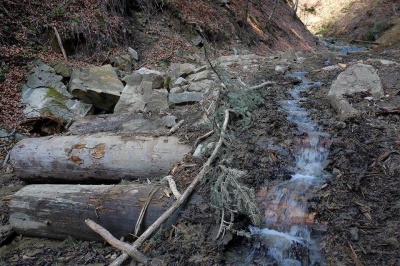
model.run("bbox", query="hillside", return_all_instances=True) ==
[0,0,322,131]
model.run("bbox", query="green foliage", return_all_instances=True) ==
[54,4,67,16]
[303,4,316,14]
[211,165,263,227]
[214,64,263,131]
[364,22,393,41]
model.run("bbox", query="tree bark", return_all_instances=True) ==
[10,134,191,183]
[68,113,166,135]
[9,184,177,241]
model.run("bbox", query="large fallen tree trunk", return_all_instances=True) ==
[10,134,190,183]
[68,113,166,135]
[9,184,177,241]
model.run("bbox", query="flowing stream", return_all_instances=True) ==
[248,72,332,266]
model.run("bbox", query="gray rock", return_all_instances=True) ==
[21,87,72,119]
[169,63,196,78]
[114,68,168,114]
[69,65,124,111]
[65,99,94,117]
[26,63,70,97]
[109,54,132,72]
[275,65,288,74]
[188,79,215,92]
[328,64,384,98]
[128,47,139,61]
[194,65,207,73]
[169,92,204,104]
[170,87,184,94]
[50,61,71,78]
[186,70,210,82]
[174,77,188,87]
[161,115,177,128]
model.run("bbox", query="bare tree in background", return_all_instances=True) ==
[269,0,279,21]
[293,0,299,18]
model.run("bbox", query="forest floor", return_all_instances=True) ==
[1,48,400,265]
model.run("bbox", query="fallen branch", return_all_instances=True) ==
[194,130,214,148]
[249,81,275,90]
[53,27,68,61]
[161,175,181,199]
[85,219,148,265]
[110,109,232,266]
[167,120,184,136]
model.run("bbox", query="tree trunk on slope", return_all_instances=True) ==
[10,134,191,183]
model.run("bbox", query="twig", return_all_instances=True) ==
[161,175,181,199]
[194,130,214,148]
[134,186,160,236]
[249,81,275,90]
[85,219,148,265]
[110,109,232,266]
[53,27,68,61]
[268,0,279,21]
[1,151,11,169]
[167,120,184,136]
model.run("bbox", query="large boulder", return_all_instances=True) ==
[114,68,168,114]
[69,65,124,111]
[21,63,93,120]
[328,64,384,98]
[25,62,70,97]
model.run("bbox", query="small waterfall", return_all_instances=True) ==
[249,72,331,266]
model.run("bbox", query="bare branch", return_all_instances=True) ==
[85,219,148,264]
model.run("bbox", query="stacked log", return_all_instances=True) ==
[9,184,177,241]
[10,134,190,183]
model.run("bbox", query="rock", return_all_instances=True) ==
[50,61,71,78]
[169,63,196,78]
[194,65,207,73]
[173,77,188,87]
[170,87,184,94]
[114,68,168,114]
[327,94,361,121]
[135,68,164,89]
[65,99,94,117]
[128,47,139,61]
[169,92,205,104]
[21,87,74,120]
[186,70,210,82]
[187,79,214,92]
[0,224,15,245]
[69,65,124,111]
[275,65,288,74]
[161,115,177,128]
[193,142,215,158]
[25,63,70,97]
[328,64,384,98]
[109,54,132,71]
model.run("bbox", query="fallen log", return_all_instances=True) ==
[9,184,177,241]
[10,134,190,183]
[68,113,166,135]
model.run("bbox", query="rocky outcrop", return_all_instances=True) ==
[21,63,93,121]
[69,64,124,111]
[328,63,384,98]
[114,68,168,114]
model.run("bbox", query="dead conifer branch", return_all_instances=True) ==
[110,109,232,266]
[85,219,148,265]
[53,27,68,61]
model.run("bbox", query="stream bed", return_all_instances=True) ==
[243,72,332,266]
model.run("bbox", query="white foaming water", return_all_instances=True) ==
[250,72,330,266]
